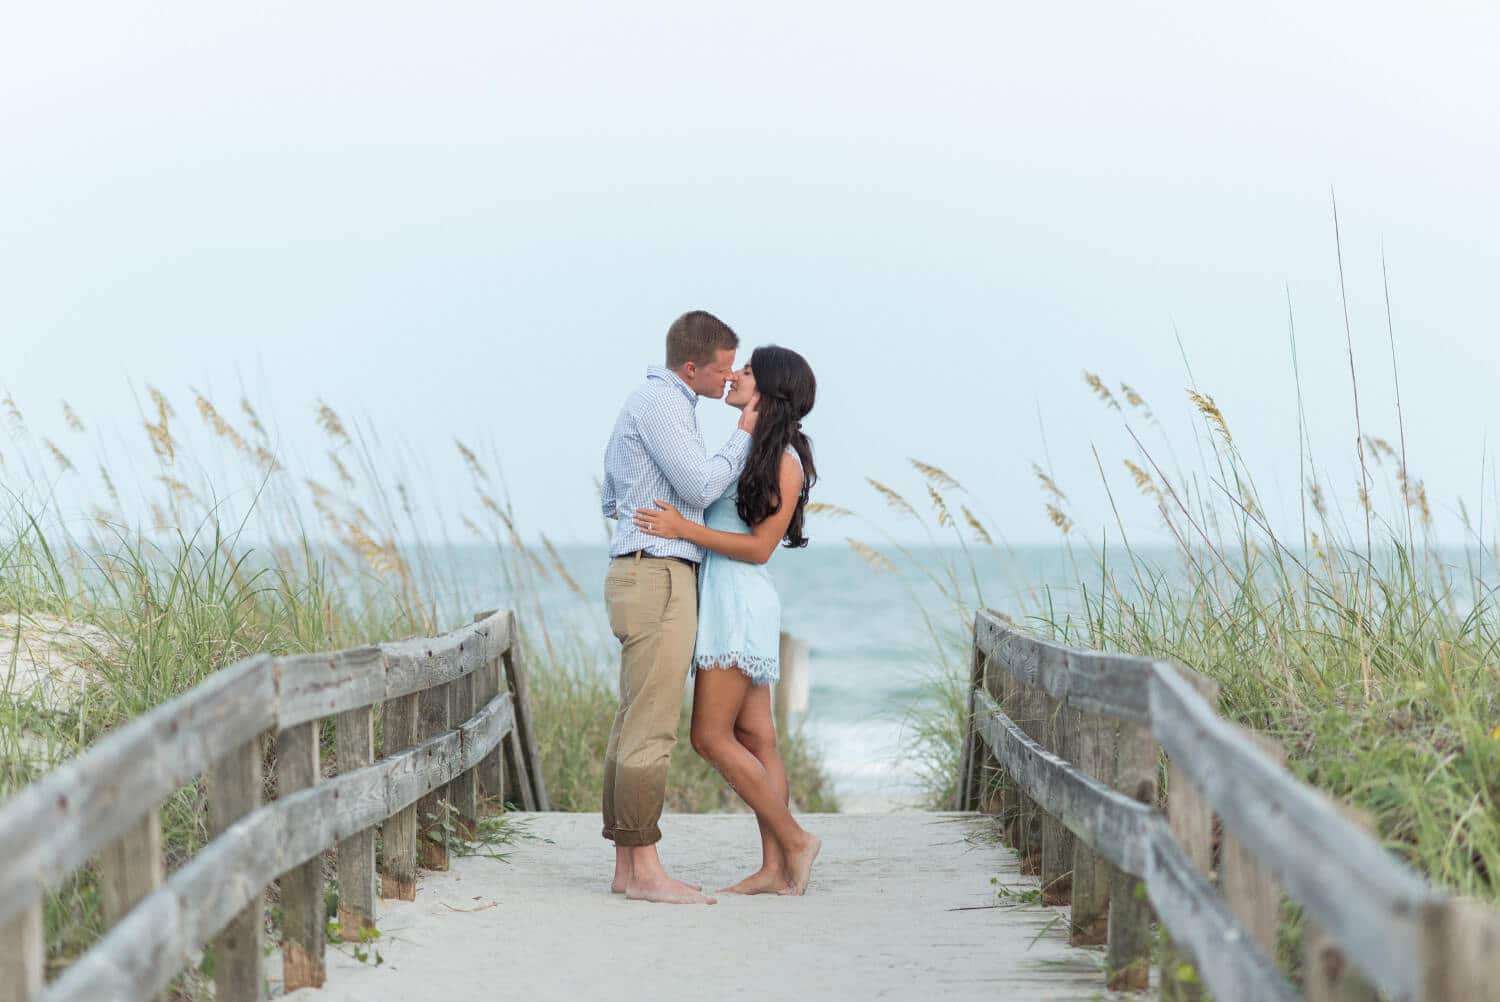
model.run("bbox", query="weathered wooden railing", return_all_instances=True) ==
[0,608,549,1002]
[959,610,1500,1001]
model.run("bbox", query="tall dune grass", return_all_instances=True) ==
[842,356,1499,935]
[0,385,833,982]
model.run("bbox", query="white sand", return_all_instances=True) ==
[288,812,1133,1001]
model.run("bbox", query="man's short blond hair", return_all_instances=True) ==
[665,310,739,369]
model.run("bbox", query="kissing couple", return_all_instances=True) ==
[599,309,821,905]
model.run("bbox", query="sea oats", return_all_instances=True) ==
[866,478,919,520]
[961,505,993,545]
[195,392,248,454]
[43,439,75,472]
[1308,479,1327,518]
[62,402,85,433]
[805,502,854,518]
[910,459,961,491]
[3,393,23,428]
[462,515,485,540]
[1046,503,1074,535]
[926,485,953,527]
[1124,459,1159,497]
[241,398,268,440]
[329,451,355,488]
[1119,383,1154,419]
[254,446,283,473]
[1084,372,1120,409]
[846,538,897,574]
[1031,463,1067,502]
[456,438,488,482]
[159,476,198,506]
[317,400,351,444]
[1188,391,1232,445]
[147,386,176,420]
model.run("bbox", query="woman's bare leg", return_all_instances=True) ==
[691,666,821,894]
[718,684,792,892]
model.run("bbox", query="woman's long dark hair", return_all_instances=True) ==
[736,345,817,548]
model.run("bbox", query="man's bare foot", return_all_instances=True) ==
[779,833,822,896]
[719,867,791,895]
[614,876,702,894]
[626,874,717,904]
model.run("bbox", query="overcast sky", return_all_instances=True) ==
[4,1,1498,547]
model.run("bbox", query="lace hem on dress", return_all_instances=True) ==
[693,651,778,686]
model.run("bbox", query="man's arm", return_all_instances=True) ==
[600,472,618,519]
[636,398,755,506]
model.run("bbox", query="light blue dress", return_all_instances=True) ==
[692,454,799,686]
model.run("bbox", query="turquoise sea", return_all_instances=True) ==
[436,541,1100,809]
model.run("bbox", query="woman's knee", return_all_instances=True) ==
[691,722,730,761]
[735,723,776,758]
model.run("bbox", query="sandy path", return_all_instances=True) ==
[287,812,1126,1001]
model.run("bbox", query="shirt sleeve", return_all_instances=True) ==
[601,471,618,519]
[636,400,752,507]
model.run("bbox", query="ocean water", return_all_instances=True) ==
[435,541,1094,810]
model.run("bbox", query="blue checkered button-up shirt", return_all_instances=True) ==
[602,366,751,562]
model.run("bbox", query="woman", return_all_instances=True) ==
[632,344,821,896]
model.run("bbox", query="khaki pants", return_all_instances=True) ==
[602,555,698,846]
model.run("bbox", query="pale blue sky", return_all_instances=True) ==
[4,2,1498,546]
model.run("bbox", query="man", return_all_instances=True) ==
[600,310,757,905]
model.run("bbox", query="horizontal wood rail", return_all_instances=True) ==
[959,610,1500,1002]
[0,609,550,1002]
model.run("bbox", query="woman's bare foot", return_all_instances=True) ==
[779,834,822,896]
[719,867,791,895]
[625,873,717,904]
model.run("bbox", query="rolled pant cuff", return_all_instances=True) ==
[610,824,662,847]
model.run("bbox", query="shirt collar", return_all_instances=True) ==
[647,365,698,406]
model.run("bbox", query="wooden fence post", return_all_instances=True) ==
[1160,671,1219,1001]
[448,670,479,840]
[473,612,505,813]
[1303,803,1378,1002]
[1039,689,1075,905]
[98,809,164,928]
[277,721,325,991]
[958,625,984,811]
[774,633,810,737]
[976,657,1006,817]
[502,644,549,811]
[335,706,377,940]
[417,682,453,869]
[1008,672,1042,872]
[1222,730,1284,963]
[1420,897,1500,1002]
[379,691,421,899]
[1106,717,1156,992]
[209,736,266,1002]
[1069,705,1111,946]
[0,901,44,1002]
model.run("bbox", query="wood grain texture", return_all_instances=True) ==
[208,736,265,1002]
[957,632,984,812]
[40,691,516,1002]
[416,682,453,870]
[380,611,511,701]
[98,809,163,929]
[472,611,505,811]
[502,643,550,810]
[278,647,385,731]
[1220,728,1285,963]
[0,902,43,1002]
[1159,669,1218,1001]
[0,653,274,929]
[1068,706,1111,946]
[1106,718,1157,992]
[1420,898,1500,1002]
[1149,665,1434,1002]
[974,612,1153,723]
[335,705,378,940]
[276,722,326,992]
[1039,689,1075,905]
[379,691,421,900]
[447,673,478,839]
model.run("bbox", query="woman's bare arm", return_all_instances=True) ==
[635,455,802,564]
